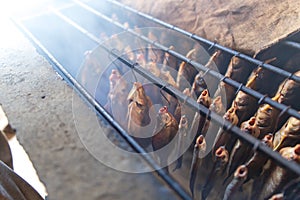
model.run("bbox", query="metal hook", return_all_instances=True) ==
[258,94,268,105]
[235,83,244,95]
[208,41,217,51]
[220,76,227,83]
[287,71,295,80]
[252,140,261,152]
[202,68,211,79]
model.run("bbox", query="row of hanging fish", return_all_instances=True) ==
[81,17,300,200]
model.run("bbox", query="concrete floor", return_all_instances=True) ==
[0,6,180,200]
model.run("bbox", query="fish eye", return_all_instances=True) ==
[136,101,143,108]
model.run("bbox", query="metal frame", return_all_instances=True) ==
[105,0,300,83]
[50,8,300,176]
[74,0,300,121]
[12,1,300,199]
[12,18,192,200]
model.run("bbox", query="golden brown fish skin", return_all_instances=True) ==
[173,115,189,171]
[227,117,260,178]
[147,31,164,63]
[228,68,263,126]
[273,114,300,152]
[104,69,129,129]
[162,46,178,79]
[254,95,281,139]
[215,56,255,109]
[198,51,226,96]
[223,165,248,200]
[212,104,239,155]
[190,73,207,99]
[173,88,193,124]
[152,106,178,173]
[127,82,153,148]
[245,134,273,181]
[277,70,300,107]
[202,96,226,138]
[176,49,199,91]
[259,144,300,199]
[209,50,232,75]
[245,57,277,96]
[189,135,207,198]
[232,90,258,126]
[254,70,300,134]
[189,89,212,142]
[202,146,229,200]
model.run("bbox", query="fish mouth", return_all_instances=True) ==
[235,165,248,178]
[159,106,168,114]
[180,115,187,126]
[256,117,271,128]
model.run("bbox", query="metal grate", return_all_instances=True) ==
[13,0,300,199]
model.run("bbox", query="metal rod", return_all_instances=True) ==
[12,18,192,200]
[283,40,300,50]
[105,0,300,84]
[73,0,300,121]
[50,10,300,176]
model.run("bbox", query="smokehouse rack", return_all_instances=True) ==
[13,0,300,199]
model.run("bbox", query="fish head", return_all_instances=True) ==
[158,106,172,126]
[278,78,300,104]
[279,144,300,163]
[229,56,242,70]
[256,105,273,127]
[128,82,149,111]
[192,73,207,95]
[215,146,229,165]
[285,116,300,135]
[179,115,188,130]
[109,69,121,89]
[241,117,260,138]
[234,165,248,180]
[262,134,274,149]
[197,89,211,107]
[224,104,239,125]
[195,135,206,155]
[255,102,279,133]
[209,96,225,115]
[273,115,300,151]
